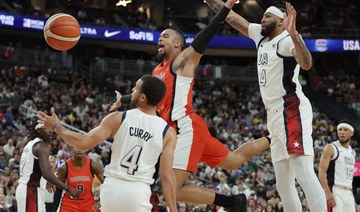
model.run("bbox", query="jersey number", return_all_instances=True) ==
[120,145,143,175]
[77,184,84,193]
[345,167,354,180]
[259,69,267,86]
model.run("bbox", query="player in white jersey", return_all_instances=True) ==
[16,119,79,212]
[37,75,177,212]
[205,1,326,211]
[319,120,356,212]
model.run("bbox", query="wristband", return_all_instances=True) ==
[52,122,61,131]
[120,94,132,104]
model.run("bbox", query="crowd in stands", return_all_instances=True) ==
[0,62,359,211]
[2,0,360,38]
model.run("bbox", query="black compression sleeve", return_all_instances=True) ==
[120,94,132,104]
[191,6,230,54]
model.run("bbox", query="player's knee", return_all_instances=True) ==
[218,153,246,170]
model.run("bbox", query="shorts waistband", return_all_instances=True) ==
[334,185,352,191]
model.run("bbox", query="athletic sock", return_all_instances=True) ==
[213,193,236,207]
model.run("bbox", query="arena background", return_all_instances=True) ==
[0,0,359,211]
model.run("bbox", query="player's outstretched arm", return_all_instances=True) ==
[37,107,121,152]
[173,0,237,78]
[284,2,312,70]
[318,144,336,208]
[205,0,250,37]
[159,127,177,212]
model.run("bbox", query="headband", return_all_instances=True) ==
[35,123,44,130]
[337,123,354,132]
[265,6,284,19]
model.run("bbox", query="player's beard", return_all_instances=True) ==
[261,21,277,37]
[339,138,350,144]
[131,97,139,108]
[156,52,166,61]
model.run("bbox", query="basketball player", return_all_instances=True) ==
[37,75,177,212]
[123,0,270,211]
[45,155,57,212]
[16,119,79,212]
[319,120,356,212]
[205,1,327,211]
[54,148,104,212]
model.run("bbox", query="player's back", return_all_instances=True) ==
[18,138,46,189]
[104,108,169,184]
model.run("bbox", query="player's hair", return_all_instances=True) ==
[338,119,353,126]
[170,28,185,50]
[140,74,166,106]
[26,117,52,143]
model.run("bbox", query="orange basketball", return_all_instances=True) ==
[43,13,81,51]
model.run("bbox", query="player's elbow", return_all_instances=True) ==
[301,63,312,71]
[301,59,312,71]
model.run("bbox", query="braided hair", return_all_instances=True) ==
[26,117,52,144]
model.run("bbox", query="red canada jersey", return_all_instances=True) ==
[152,59,194,128]
[59,157,95,212]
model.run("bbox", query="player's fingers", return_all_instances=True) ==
[51,107,56,116]
[37,111,47,118]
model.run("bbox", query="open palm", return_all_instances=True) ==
[284,2,297,36]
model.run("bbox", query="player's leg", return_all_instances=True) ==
[273,158,302,212]
[174,169,215,203]
[217,137,270,170]
[174,114,245,210]
[294,155,327,211]
[345,190,356,212]
[331,186,344,212]
[15,184,26,212]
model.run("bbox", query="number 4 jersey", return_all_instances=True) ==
[104,108,169,185]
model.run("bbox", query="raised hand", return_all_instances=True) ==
[283,2,297,36]
[109,90,123,112]
[224,0,238,9]
[36,107,61,131]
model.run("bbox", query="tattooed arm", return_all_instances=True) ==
[205,0,250,37]
[285,2,312,70]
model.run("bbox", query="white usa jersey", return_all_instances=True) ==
[18,138,47,188]
[327,141,356,188]
[248,23,307,108]
[104,108,169,185]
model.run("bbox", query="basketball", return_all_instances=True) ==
[43,13,81,51]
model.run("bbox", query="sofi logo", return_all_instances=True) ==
[129,31,154,41]
[23,18,44,29]
[0,14,14,26]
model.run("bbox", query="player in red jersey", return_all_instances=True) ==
[54,148,104,212]
[151,0,271,211]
